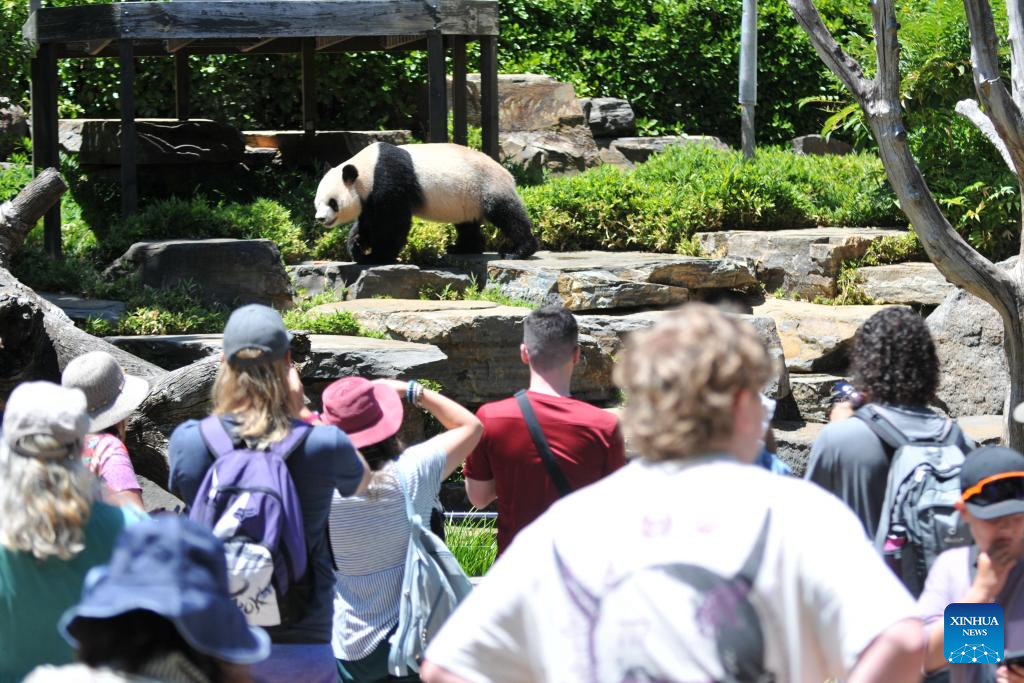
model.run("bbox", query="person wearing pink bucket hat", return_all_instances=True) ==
[318,376,482,683]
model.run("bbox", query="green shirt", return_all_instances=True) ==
[0,502,133,683]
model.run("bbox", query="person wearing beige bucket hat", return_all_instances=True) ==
[62,351,149,510]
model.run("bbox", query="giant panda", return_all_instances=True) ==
[314,142,539,264]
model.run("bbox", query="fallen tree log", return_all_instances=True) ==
[0,168,66,267]
[0,264,216,489]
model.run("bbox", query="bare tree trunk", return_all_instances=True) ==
[787,0,1024,446]
[0,168,67,269]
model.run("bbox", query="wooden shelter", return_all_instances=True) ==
[22,0,501,256]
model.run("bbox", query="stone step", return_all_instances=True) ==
[856,262,954,306]
[772,414,1001,477]
[104,333,448,383]
[444,250,757,312]
[696,227,909,299]
[784,373,846,423]
[576,310,790,401]
[752,298,898,373]
[311,298,613,405]
[41,292,125,325]
[287,261,368,297]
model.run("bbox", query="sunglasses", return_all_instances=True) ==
[961,471,1024,506]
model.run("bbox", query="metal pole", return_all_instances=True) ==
[739,0,757,160]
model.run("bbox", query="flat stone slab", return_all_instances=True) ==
[576,310,790,401]
[60,118,245,166]
[958,415,1002,447]
[697,227,909,299]
[347,265,472,300]
[609,135,730,164]
[752,298,898,373]
[311,299,614,405]
[857,262,955,306]
[785,373,845,423]
[475,251,756,311]
[105,333,447,381]
[287,261,369,297]
[41,292,126,325]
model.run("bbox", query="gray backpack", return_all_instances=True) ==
[388,466,473,676]
[858,405,973,597]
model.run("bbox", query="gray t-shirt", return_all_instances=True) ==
[804,404,974,539]
[918,546,1024,683]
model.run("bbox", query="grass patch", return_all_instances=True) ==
[832,232,925,305]
[418,277,537,309]
[444,513,497,577]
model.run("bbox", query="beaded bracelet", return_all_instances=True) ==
[405,380,424,407]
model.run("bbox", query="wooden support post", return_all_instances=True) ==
[427,31,448,143]
[119,40,137,216]
[451,36,468,146]
[301,37,316,134]
[30,42,61,258]
[174,52,190,121]
[479,35,499,160]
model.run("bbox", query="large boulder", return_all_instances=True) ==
[346,265,472,300]
[791,134,853,156]
[309,299,614,405]
[108,239,293,310]
[287,261,369,298]
[752,298,898,373]
[59,119,245,166]
[0,97,29,160]
[609,135,730,164]
[856,262,955,306]
[579,97,636,138]
[576,310,791,401]
[483,251,756,311]
[927,286,1008,417]
[500,128,601,176]
[697,227,909,299]
[461,74,584,131]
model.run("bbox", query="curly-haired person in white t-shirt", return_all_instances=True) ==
[421,302,925,683]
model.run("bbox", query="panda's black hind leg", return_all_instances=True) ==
[449,222,487,254]
[484,195,539,260]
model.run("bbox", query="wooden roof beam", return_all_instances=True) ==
[316,36,351,50]
[240,37,277,52]
[166,39,195,53]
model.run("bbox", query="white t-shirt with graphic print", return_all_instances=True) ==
[426,457,918,683]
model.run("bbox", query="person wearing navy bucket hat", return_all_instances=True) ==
[168,303,370,683]
[918,445,1024,683]
[24,515,270,683]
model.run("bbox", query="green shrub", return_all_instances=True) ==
[399,220,455,265]
[522,144,902,254]
[82,279,229,336]
[282,309,362,336]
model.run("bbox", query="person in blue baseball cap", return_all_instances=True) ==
[25,515,270,683]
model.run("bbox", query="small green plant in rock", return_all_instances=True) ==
[831,232,923,305]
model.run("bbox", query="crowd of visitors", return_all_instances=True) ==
[5,297,1024,683]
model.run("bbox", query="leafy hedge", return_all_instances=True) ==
[1,0,864,145]
[518,144,904,254]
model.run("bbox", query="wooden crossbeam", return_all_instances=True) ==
[240,37,277,53]
[383,34,420,49]
[166,38,194,52]
[316,36,350,50]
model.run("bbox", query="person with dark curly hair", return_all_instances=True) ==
[805,307,975,539]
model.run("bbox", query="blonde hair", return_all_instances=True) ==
[0,438,97,560]
[212,352,293,449]
[613,303,772,462]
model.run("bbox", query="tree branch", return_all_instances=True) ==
[0,168,67,269]
[964,0,1024,180]
[1007,0,1024,109]
[956,98,1018,174]
[785,0,873,103]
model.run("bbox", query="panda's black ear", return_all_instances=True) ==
[342,164,359,184]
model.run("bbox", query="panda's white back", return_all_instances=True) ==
[401,143,517,224]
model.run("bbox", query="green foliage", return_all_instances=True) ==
[108,196,308,263]
[522,144,902,253]
[832,232,924,305]
[83,279,229,336]
[2,0,860,146]
[444,514,497,577]
[398,220,456,265]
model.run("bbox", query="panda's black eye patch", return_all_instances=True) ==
[328,198,338,212]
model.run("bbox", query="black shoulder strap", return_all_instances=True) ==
[854,405,911,451]
[515,390,573,497]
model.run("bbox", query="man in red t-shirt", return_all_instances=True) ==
[463,305,625,554]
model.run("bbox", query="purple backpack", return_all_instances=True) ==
[189,416,312,627]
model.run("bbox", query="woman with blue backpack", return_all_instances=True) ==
[315,376,482,683]
[168,303,370,683]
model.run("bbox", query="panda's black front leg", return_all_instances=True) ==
[347,222,369,263]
